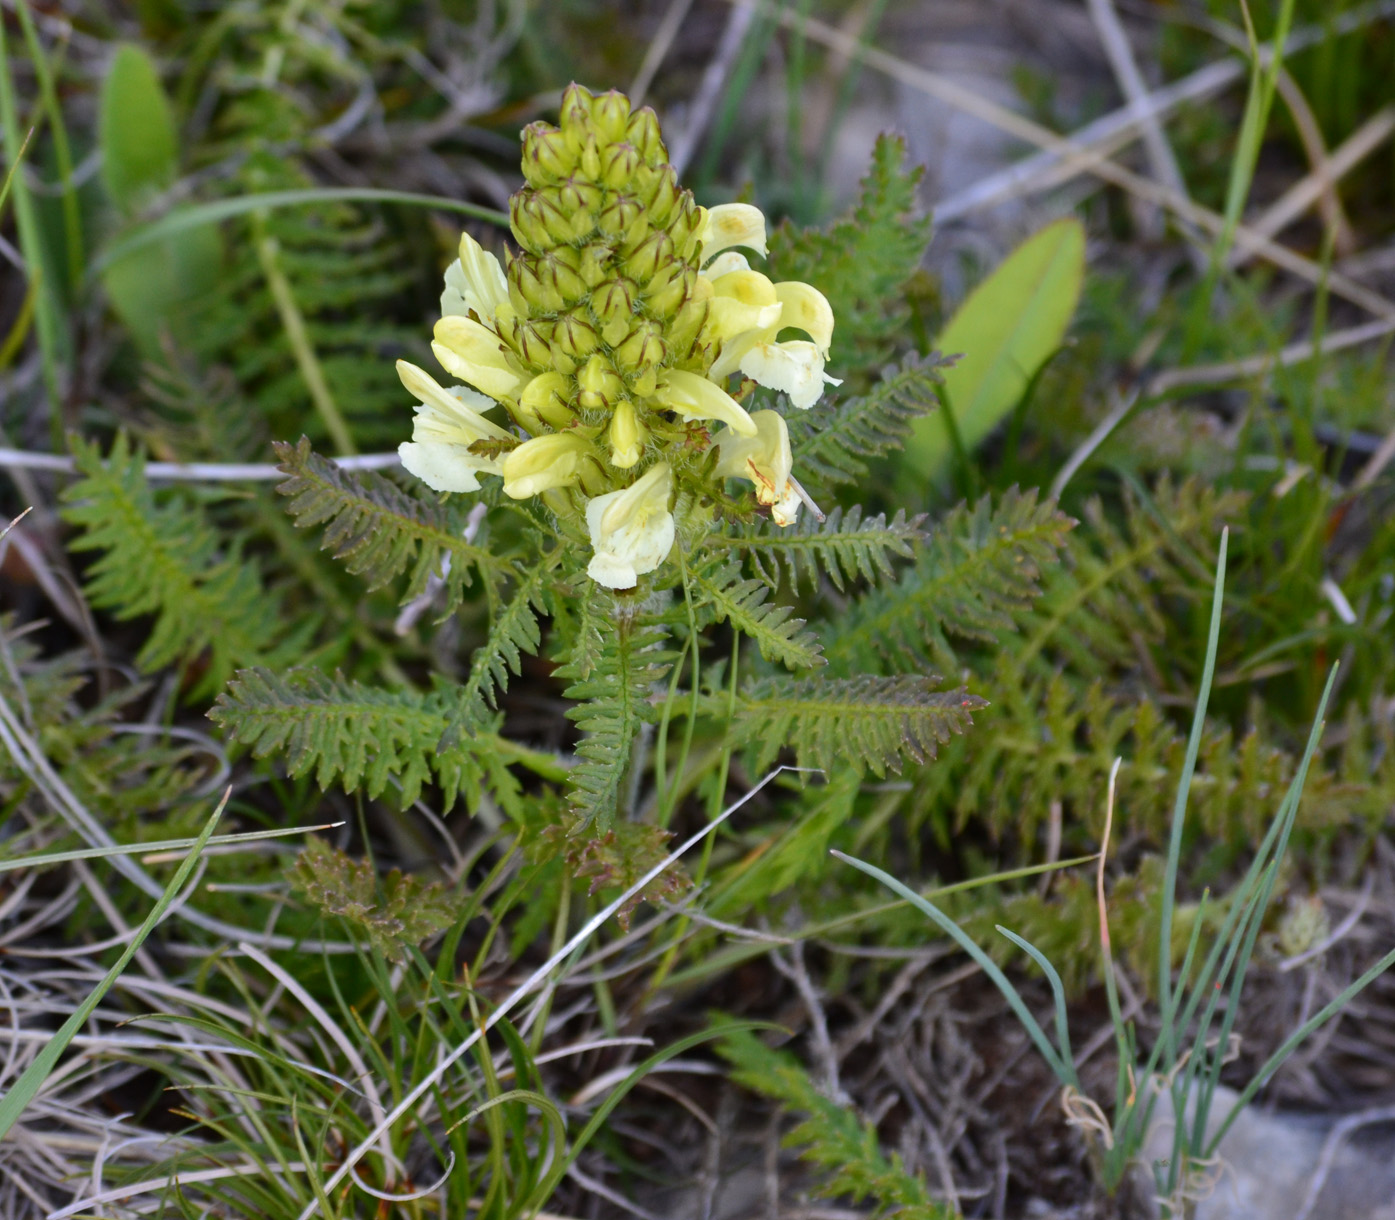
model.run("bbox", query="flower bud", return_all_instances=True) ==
[568,208,596,242]
[512,319,554,367]
[539,251,587,303]
[509,257,565,314]
[622,230,673,283]
[511,193,571,251]
[667,199,703,251]
[579,136,602,181]
[597,196,639,240]
[590,277,636,330]
[559,84,592,136]
[626,108,664,161]
[577,352,625,409]
[630,366,658,397]
[521,371,576,428]
[557,179,603,214]
[622,208,651,251]
[614,322,665,373]
[553,311,600,360]
[643,266,693,318]
[649,170,683,229]
[606,399,645,468]
[667,296,709,355]
[600,142,641,190]
[579,243,614,289]
[591,90,631,143]
[522,122,574,183]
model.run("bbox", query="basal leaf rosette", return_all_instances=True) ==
[399,83,839,589]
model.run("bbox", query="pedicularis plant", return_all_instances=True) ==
[213,84,1002,906]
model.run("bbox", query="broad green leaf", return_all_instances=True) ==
[907,217,1085,477]
[99,44,178,214]
[101,212,222,353]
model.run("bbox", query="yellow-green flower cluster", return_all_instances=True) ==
[398,83,838,589]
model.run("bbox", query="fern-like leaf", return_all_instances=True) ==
[706,506,925,593]
[212,667,507,810]
[60,434,308,698]
[719,1029,951,1220]
[440,558,551,748]
[766,133,933,368]
[559,610,675,829]
[729,675,985,777]
[829,487,1075,674]
[1013,477,1247,678]
[689,559,825,670]
[785,353,948,495]
[273,437,504,614]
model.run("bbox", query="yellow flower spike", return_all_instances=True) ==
[698,203,768,262]
[607,399,646,468]
[501,431,596,499]
[713,409,800,526]
[432,316,526,401]
[773,282,835,355]
[585,462,675,589]
[396,360,512,493]
[441,232,510,323]
[738,339,841,411]
[654,369,757,436]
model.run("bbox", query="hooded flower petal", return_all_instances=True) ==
[700,250,750,279]
[654,369,758,435]
[773,282,834,355]
[441,232,510,323]
[397,360,511,438]
[739,340,842,411]
[433,316,526,400]
[714,409,800,524]
[396,359,511,493]
[585,462,675,589]
[501,431,595,499]
[698,203,768,262]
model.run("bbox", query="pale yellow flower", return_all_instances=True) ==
[432,316,526,401]
[501,431,597,499]
[653,369,757,435]
[585,462,675,589]
[396,360,513,493]
[713,410,801,526]
[440,232,510,324]
[697,247,841,410]
[697,203,768,261]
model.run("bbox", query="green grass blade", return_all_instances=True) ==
[1156,527,1227,1055]
[0,12,65,441]
[996,925,1080,1088]
[530,1019,771,1206]
[14,0,82,288]
[92,187,510,276]
[0,795,226,1141]
[1204,942,1395,1159]
[0,820,337,873]
[0,123,33,216]
[832,850,1074,1086]
[1190,663,1338,1154]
